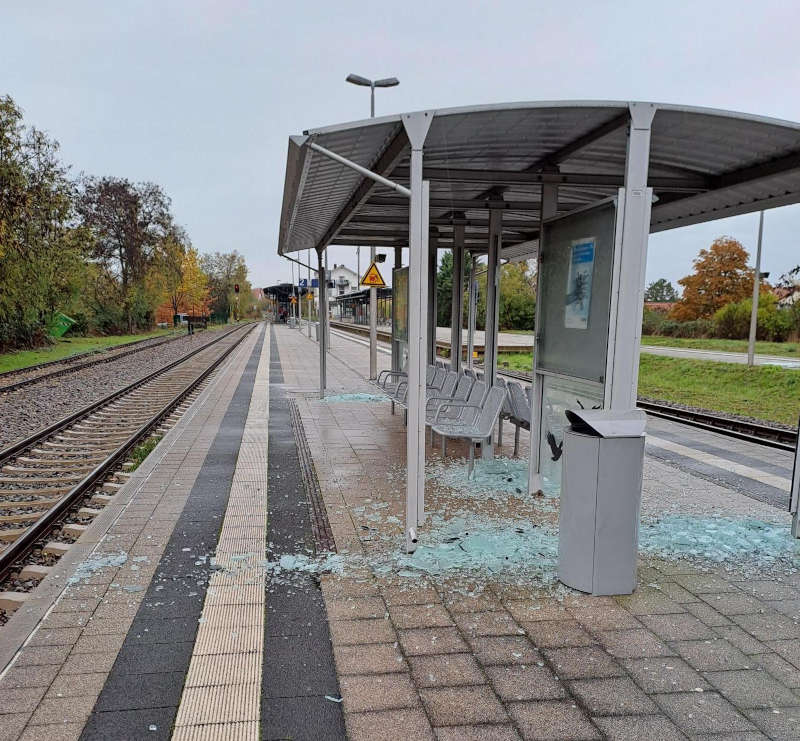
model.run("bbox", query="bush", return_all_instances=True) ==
[655,318,713,338]
[642,309,666,335]
[713,294,794,341]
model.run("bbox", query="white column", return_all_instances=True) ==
[607,102,655,410]
[317,251,327,398]
[450,226,465,372]
[528,183,558,494]
[482,209,502,459]
[403,111,432,552]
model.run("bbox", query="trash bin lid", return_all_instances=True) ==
[565,408,646,438]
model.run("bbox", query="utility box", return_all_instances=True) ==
[558,408,646,596]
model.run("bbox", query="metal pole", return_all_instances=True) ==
[450,227,465,372]
[392,246,402,373]
[370,84,375,118]
[467,256,477,370]
[318,251,327,397]
[427,238,438,362]
[307,249,312,338]
[748,210,765,367]
[482,209,502,459]
[791,414,800,538]
[368,102,378,380]
[324,249,331,351]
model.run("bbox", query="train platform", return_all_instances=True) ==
[2,322,800,740]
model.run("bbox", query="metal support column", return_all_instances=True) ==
[482,209,502,459]
[791,417,800,538]
[427,237,438,362]
[324,249,331,351]
[450,226,465,371]
[307,249,312,338]
[370,244,378,378]
[747,211,765,366]
[467,255,477,370]
[392,246,403,373]
[317,250,327,398]
[607,102,655,410]
[403,111,433,553]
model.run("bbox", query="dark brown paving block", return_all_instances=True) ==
[420,685,507,726]
[732,612,800,641]
[329,618,397,646]
[615,590,685,615]
[592,714,686,740]
[455,611,520,637]
[486,665,565,702]
[503,600,568,623]
[715,625,770,655]
[699,591,763,615]
[443,593,502,614]
[543,646,623,680]
[334,643,407,675]
[388,603,454,629]
[755,652,800,688]
[435,725,521,741]
[704,669,800,708]
[469,636,541,667]
[340,672,419,713]
[409,654,484,688]
[508,701,600,740]
[639,612,716,641]
[568,677,657,715]
[398,627,469,656]
[685,601,731,627]
[654,691,755,734]
[345,708,434,741]
[523,620,593,649]
[596,629,673,658]
[622,656,709,693]
[746,706,800,740]
[671,638,752,671]
[0,686,46,714]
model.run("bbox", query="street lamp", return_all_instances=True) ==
[346,73,399,379]
[346,73,399,118]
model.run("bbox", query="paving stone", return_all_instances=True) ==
[685,601,732,627]
[327,596,387,621]
[715,625,770,656]
[398,627,469,656]
[654,691,755,734]
[0,665,60,690]
[14,644,72,667]
[732,612,800,641]
[704,669,800,709]
[568,677,657,715]
[329,618,396,646]
[388,603,454,630]
[40,612,92,630]
[691,733,767,741]
[340,673,419,713]
[28,694,96,725]
[503,600,568,623]
[699,591,763,615]
[444,594,503,614]
[334,643,407,675]
[541,646,623,680]
[615,590,685,615]
[596,629,673,658]
[0,714,29,741]
[46,672,108,699]
[767,639,800,668]
[60,649,118,675]
[71,631,127,654]
[746,706,800,740]
[435,725,521,741]
[382,585,440,606]
[486,665,565,702]
[671,638,753,671]
[19,723,86,741]
[658,582,701,604]
[345,708,434,741]
[622,656,709,693]
[409,653,484,687]
[507,700,600,740]
[468,636,541,666]
[455,611,520,637]
[765,599,800,620]
[566,605,642,631]
[674,574,739,594]
[592,714,686,740]
[26,628,83,648]
[523,620,593,649]
[639,612,716,641]
[755,652,800,688]
[736,580,800,601]
[420,685,507,726]
[0,686,47,714]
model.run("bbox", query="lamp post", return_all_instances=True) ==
[346,73,399,378]
[747,211,766,367]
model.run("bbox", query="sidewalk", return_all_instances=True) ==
[278,324,800,741]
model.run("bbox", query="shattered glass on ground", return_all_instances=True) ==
[323,392,387,403]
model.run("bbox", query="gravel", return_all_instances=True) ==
[0,328,238,450]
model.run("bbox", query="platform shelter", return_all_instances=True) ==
[278,101,800,552]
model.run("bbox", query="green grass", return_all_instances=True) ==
[0,329,177,374]
[641,335,800,357]
[497,351,800,426]
[127,435,163,471]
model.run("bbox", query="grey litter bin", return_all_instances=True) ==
[558,408,647,596]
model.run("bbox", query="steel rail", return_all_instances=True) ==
[0,323,257,583]
[0,332,189,393]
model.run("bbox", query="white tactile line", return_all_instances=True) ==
[647,434,791,491]
[172,330,270,741]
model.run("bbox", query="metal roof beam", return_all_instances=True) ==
[369,196,543,210]
[712,148,800,190]
[313,126,409,252]
[345,214,538,229]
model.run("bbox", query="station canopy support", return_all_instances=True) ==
[277,100,800,552]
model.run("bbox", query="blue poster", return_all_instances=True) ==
[564,238,595,329]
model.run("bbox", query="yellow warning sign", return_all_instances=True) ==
[290,295,297,304]
[361,262,386,287]
[306,291,314,300]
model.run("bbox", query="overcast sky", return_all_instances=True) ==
[4,0,799,292]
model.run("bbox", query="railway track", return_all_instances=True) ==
[0,331,189,393]
[326,321,799,453]
[0,322,257,611]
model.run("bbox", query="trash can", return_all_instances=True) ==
[558,408,647,596]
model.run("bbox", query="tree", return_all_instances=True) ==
[201,251,250,320]
[179,248,210,316]
[669,237,754,321]
[644,278,678,303]
[435,251,469,327]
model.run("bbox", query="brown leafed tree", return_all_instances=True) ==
[669,237,754,321]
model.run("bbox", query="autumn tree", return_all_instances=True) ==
[178,248,209,316]
[669,237,754,321]
[201,251,250,320]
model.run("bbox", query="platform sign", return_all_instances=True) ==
[299,278,308,288]
[361,262,386,287]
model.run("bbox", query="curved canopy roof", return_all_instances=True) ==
[279,101,800,258]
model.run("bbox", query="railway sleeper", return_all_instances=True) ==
[0,512,43,524]
[0,591,28,613]
[0,474,85,485]
[77,507,103,519]
[0,528,28,543]
[19,564,50,582]
[1,486,73,497]
[6,460,99,471]
[42,541,70,557]
[0,498,62,511]
[90,493,114,506]
[61,523,88,539]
